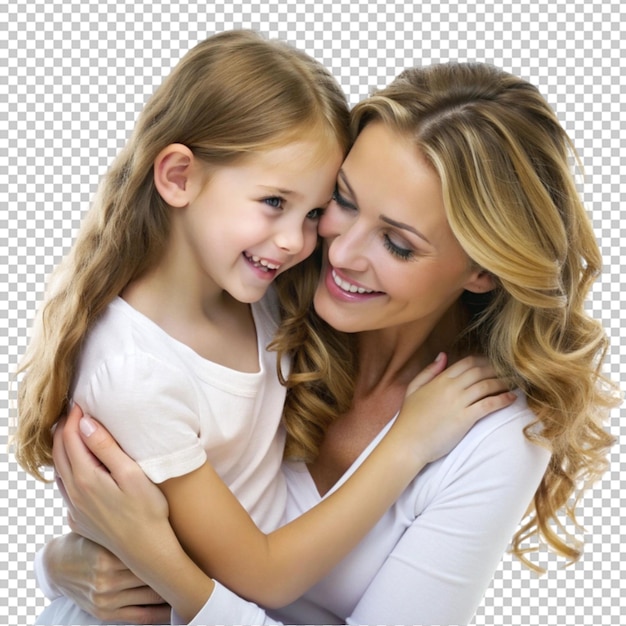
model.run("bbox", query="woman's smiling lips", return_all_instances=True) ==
[324,265,383,301]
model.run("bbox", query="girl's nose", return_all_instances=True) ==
[274,222,305,255]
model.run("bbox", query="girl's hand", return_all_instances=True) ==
[396,354,516,464]
[40,533,170,624]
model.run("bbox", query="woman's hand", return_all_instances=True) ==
[53,404,216,622]
[53,404,170,555]
[40,533,170,624]
[396,354,516,464]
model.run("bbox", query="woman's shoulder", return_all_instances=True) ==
[410,392,550,512]
[432,391,548,474]
[457,390,542,449]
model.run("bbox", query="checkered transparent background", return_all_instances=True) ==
[2,1,624,624]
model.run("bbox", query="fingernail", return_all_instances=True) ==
[79,416,96,437]
[435,352,444,362]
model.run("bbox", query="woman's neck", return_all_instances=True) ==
[355,303,465,395]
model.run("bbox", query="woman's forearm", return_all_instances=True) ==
[174,580,279,626]
[115,520,215,624]
[118,524,215,622]
[52,408,216,623]
[35,537,65,600]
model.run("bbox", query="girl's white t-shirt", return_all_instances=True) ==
[71,293,288,532]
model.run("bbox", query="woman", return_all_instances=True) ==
[38,62,618,625]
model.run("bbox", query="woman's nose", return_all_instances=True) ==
[326,223,369,272]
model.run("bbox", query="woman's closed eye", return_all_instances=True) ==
[332,185,357,211]
[383,234,414,260]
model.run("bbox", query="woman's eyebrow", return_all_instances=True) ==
[378,215,432,245]
[341,168,431,244]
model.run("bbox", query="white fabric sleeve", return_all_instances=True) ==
[344,414,550,626]
[171,581,280,625]
[76,352,206,483]
[33,546,62,601]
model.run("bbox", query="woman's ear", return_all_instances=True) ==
[153,144,198,208]
[464,269,497,294]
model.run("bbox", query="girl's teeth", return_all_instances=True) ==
[332,270,373,294]
[248,255,279,270]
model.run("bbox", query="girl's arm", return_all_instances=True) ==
[83,354,513,609]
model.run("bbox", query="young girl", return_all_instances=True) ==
[15,31,515,623]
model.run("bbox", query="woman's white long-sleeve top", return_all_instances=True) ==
[179,392,550,626]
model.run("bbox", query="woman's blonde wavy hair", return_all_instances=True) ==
[273,62,620,569]
[15,29,350,481]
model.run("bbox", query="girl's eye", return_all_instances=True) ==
[383,234,414,260]
[263,196,283,209]
[306,207,325,220]
[332,185,356,210]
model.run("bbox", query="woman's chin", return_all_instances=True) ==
[313,289,363,333]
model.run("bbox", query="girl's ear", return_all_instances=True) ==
[463,269,497,294]
[153,144,199,208]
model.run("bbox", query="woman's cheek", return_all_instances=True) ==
[317,202,346,238]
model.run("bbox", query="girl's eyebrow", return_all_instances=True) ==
[259,186,295,195]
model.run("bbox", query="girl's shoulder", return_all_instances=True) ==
[76,298,199,394]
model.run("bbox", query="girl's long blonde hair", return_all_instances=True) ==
[15,30,350,481]
[274,62,620,569]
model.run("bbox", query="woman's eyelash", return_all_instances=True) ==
[332,186,356,209]
[383,235,414,260]
[332,184,414,260]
